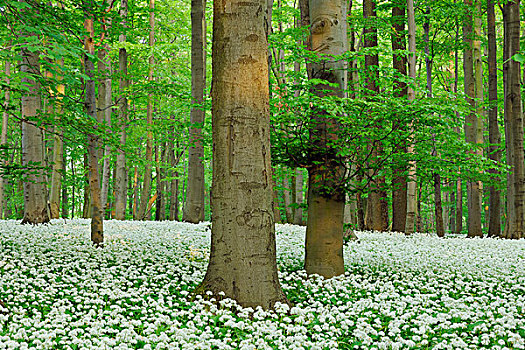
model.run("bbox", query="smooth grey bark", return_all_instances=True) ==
[0,60,10,218]
[84,6,103,245]
[114,0,128,220]
[198,0,288,309]
[364,0,388,231]
[304,0,347,278]
[502,0,524,239]
[405,0,417,234]
[463,0,482,237]
[20,21,50,225]
[487,0,501,237]
[183,0,206,223]
[391,0,407,233]
[48,63,64,220]
[137,0,155,221]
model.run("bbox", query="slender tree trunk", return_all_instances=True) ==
[503,0,524,239]
[198,0,288,309]
[20,18,50,225]
[115,0,128,220]
[48,62,64,220]
[98,36,112,216]
[404,0,417,234]
[283,172,293,223]
[137,0,155,221]
[487,0,501,237]
[364,0,388,232]
[61,152,68,218]
[84,5,103,245]
[391,0,407,233]
[463,0,482,237]
[183,0,207,223]
[422,7,444,237]
[0,60,10,219]
[293,168,304,225]
[304,0,347,278]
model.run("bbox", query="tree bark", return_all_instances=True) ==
[84,5,103,245]
[198,0,288,309]
[48,62,64,220]
[503,0,524,239]
[20,14,50,225]
[183,0,207,223]
[391,0,407,233]
[463,0,482,237]
[487,0,501,237]
[304,0,346,278]
[137,0,155,221]
[364,0,388,232]
[0,60,10,219]
[293,168,304,225]
[115,0,128,220]
[405,0,417,234]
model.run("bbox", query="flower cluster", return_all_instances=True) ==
[0,220,523,349]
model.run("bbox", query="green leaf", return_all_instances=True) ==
[511,53,525,63]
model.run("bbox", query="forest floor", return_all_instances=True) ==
[0,219,524,349]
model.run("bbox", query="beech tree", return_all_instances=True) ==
[183,0,206,223]
[303,0,346,278]
[83,1,103,245]
[20,2,49,225]
[197,0,288,308]
[502,0,524,239]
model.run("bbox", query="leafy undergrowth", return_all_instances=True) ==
[0,220,524,349]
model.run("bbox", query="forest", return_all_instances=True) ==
[0,0,524,348]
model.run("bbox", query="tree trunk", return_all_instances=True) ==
[463,0,482,237]
[20,21,50,225]
[183,0,207,223]
[283,172,293,223]
[423,7,444,237]
[503,0,524,239]
[115,0,128,220]
[137,0,155,221]
[198,0,288,309]
[61,152,68,218]
[293,168,304,225]
[98,40,112,216]
[0,60,10,219]
[84,6,103,245]
[364,0,388,232]
[391,0,407,233]
[304,0,346,278]
[405,0,417,234]
[48,63,64,220]
[487,0,501,237]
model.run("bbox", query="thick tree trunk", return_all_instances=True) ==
[391,0,407,233]
[137,0,155,221]
[304,0,346,278]
[84,7,103,245]
[364,0,388,232]
[20,27,50,225]
[463,0,482,237]
[487,0,501,237]
[503,0,524,239]
[198,0,288,309]
[114,0,128,220]
[405,0,417,234]
[183,0,206,223]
